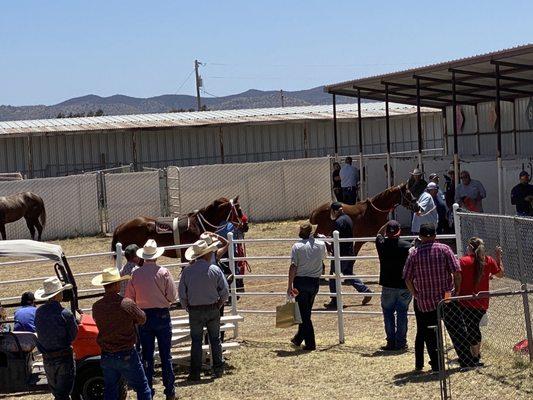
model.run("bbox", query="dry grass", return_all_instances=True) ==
[1,220,532,399]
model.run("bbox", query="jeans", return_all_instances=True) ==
[329,260,371,298]
[101,348,151,400]
[413,300,425,369]
[442,302,476,367]
[189,307,223,377]
[139,308,175,397]
[342,187,357,205]
[43,355,75,400]
[413,307,440,371]
[461,307,486,346]
[381,287,412,347]
[293,276,320,348]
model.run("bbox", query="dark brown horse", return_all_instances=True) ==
[310,183,419,256]
[111,196,247,258]
[0,192,47,241]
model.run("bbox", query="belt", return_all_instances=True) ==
[188,303,219,310]
[42,347,73,360]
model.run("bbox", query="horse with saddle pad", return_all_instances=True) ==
[310,183,420,256]
[0,192,47,241]
[111,196,248,260]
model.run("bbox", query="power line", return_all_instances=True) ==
[175,69,195,94]
[200,88,220,98]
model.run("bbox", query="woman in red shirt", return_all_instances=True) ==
[458,237,504,364]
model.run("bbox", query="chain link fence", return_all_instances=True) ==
[438,290,533,400]
[167,157,331,221]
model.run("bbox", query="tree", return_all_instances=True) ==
[95,109,104,116]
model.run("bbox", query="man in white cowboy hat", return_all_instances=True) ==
[34,277,78,400]
[125,239,178,400]
[92,267,151,400]
[178,239,229,381]
[407,168,428,200]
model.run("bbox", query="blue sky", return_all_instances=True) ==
[1,0,532,105]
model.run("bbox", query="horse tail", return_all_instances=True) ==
[111,230,119,258]
[39,203,47,228]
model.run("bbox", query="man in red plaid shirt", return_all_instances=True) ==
[403,223,472,371]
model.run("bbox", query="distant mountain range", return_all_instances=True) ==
[0,86,359,121]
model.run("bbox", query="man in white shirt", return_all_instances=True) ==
[287,222,327,351]
[339,157,360,205]
[411,183,439,234]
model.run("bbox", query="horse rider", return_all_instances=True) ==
[324,202,372,309]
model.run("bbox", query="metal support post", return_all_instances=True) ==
[495,64,504,214]
[158,168,170,217]
[452,72,460,187]
[513,219,533,361]
[453,203,463,256]
[227,232,239,338]
[416,77,424,171]
[357,90,365,201]
[115,242,123,272]
[333,94,339,158]
[333,230,345,344]
[385,84,392,190]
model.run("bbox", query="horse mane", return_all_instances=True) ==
[190,197,231,219]
[367,182,407,207]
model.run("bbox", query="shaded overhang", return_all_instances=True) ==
[325,44,533,108]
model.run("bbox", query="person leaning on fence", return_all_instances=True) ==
[119,244,141,297]
[125,239,178,400]
[375,220,412,351]
[14,291,36,332]
[324,202,372,309]
[34,277,78,400]
[403,224,469,372]
[455,170,486,212]
[179,239,229,381]
[339,157,360,205]
[91,267,151,400]
[411,182,439,235]
[287,222,327,351]
[457,238,504,366]
[511,170,533,217]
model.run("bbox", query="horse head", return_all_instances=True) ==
[199,196,248,232]
[396,183,421,213]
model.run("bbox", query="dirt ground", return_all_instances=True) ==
[1,219,532,399]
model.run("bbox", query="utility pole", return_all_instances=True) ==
[280,89,285,107]
[194,60,202,111]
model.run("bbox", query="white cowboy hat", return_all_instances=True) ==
[91,267,131,286]
[136,239,165,260]
[410,168,423,176]
[185,239,219,261]
[199,232,221,248]
[35,277,73,301]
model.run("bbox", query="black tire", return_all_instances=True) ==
[73,363,127,400]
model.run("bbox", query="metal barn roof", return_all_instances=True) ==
[325,43,533,108]
[0,103,438,137]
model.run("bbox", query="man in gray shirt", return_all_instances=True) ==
[179,239,229,381]
[287,222,327,351]
[455,171,486,212]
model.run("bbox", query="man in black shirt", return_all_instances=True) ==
[376,220,412,351]
[324,202,372,309]
[511,171,533,216]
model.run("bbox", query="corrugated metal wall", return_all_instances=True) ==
[1,112,443,178]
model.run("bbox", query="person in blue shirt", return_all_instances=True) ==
[14,291,37,332]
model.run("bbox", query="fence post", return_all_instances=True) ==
[158,168,170,217]
[452,203,463,257]
[96,171,108,234]
[333,230,345,344]
[227,232,239,338]
[513,218,533,361]
[115,242,123,272]
[436,302,450,399]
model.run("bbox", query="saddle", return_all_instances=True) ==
[154,216,190,246]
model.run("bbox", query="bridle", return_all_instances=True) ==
[196,198,243,233]
[368,185,417,214]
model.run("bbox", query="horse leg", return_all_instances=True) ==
[25,217,36,240]
[34,219,43,241]
[0,223,5,240]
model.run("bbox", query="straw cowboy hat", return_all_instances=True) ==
[35,277,73,301]
[199,232,221,248]
[136,239,165,260]
[410,168,423,176]
[185,239,219,261]
[91,267,131,286]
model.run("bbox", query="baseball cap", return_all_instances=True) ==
[428,173,438,180]
[419,223,437,238]
[330,201,342,211]
[519,171,529,178]
[386,220,401,236]
[241,214,248,223]
[426,182,439,190]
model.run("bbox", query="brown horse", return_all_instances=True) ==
[0,192,47,241]
[310,183,420,256]
[111,196,247,258]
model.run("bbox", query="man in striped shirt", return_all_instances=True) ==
[403,224,464,371]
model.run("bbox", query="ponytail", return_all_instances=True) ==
[468,237,486,288]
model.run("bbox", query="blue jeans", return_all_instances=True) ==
[139,308,175,397]
[293,276,320,348]
[381,287,412,347]
[101,348,151,400]
[43,354,75,400]
[329,260,371,297]
[188,307,223,377]
[342,187,357,205]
